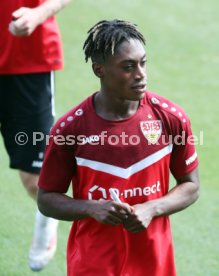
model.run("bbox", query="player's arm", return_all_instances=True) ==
[37,188,134,226]
[123,168,200,233]
[150,167,200,216]
[9,0,71,36]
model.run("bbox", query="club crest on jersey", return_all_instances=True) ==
[140,120,162,144]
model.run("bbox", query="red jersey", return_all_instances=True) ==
[0,0,63,74]
[39,91,198,276]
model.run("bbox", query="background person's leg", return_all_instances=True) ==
[19,171,38,200]
[19,170,59,271]
[1,73,58,271]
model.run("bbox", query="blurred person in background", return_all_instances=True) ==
[0,0,71,271]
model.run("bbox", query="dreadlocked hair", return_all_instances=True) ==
[83,19,145,63]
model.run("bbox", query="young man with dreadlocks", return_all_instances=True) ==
[37,19,199,275]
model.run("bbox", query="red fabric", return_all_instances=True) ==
[0,0,63,74]
[38,91,198,275]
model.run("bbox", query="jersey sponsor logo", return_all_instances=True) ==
[185,152,197,166]
[88,185,107,200]
[140,120,162,144]
[88,181,161,200]
[81,135,100,144]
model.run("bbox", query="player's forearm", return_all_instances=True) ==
[34,0,71,25]
[37,189,94,221]
[151,181,200,217]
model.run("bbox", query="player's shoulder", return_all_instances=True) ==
[145,90,189,124]
[51,94,93,135]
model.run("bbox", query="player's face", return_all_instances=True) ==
[102,39,147,101]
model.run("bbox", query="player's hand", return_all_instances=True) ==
[9,7,41,36]
[89,199,134,226]
[123,202,156,233]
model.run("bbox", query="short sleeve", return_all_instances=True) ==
[38,129,76,193]
[170,116,199,179]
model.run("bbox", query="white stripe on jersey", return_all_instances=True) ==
[76,144,173,179]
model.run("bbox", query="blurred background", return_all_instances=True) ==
[0,0,218,275]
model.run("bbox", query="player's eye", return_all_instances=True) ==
[123,64,134,71]
[141,60,147,67]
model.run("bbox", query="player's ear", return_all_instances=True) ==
[92,63,104,78]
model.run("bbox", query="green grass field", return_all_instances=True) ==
[0,0,219,275]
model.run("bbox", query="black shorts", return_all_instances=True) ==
[0,72,55,174]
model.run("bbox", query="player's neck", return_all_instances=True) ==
[93,92,140,121]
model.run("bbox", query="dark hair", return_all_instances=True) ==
[83,19,145,63]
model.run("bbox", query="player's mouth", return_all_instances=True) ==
[131,83,147,93]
